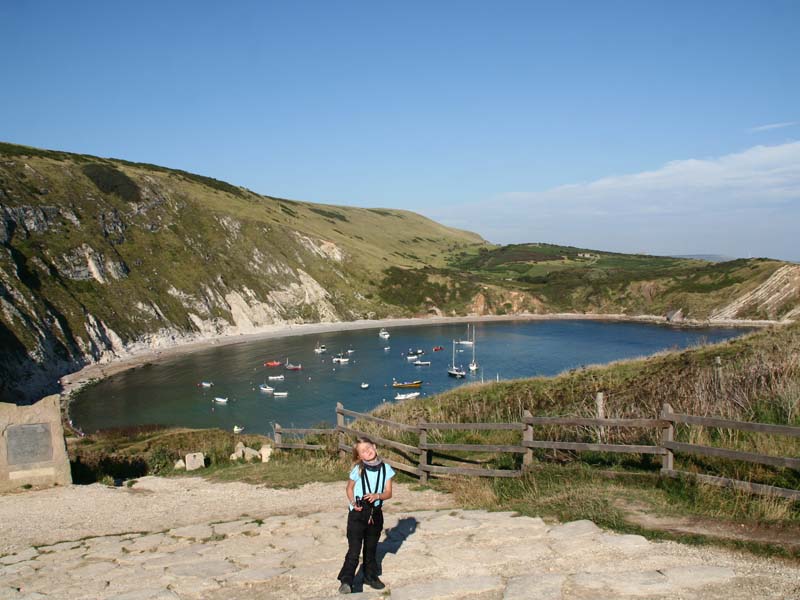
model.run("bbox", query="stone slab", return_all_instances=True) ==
[0,396,71,492]
[185,452,205,471]
[504,573,565,600]
[391,575,505,600]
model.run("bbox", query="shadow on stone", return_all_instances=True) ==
[353,516,419,591]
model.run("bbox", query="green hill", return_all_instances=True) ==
[1,142,798,403]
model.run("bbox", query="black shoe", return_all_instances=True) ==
[364,577,386,590]
[338,582,352,594]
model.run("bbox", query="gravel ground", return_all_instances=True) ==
[0,476,454,555]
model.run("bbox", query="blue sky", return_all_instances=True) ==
[2,1,798,260]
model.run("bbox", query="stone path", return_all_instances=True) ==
[1,479,799,599]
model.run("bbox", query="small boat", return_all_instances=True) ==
[392,379,422,388]
[264,360,282,367]
[383,346,391,351]
[268,374,285,381]
[273,391,288,397]
[469,331,479,372]
[347,348,355,354]
[395,392,420,400]
[360,382,369,389]
[379,328,390,339]
[413,360,431,366]
[259,383,274,393]
[448,340,466,378]
[433,346,444,352]
[199,381,214,388]
[457,324,475,346]
[213,397,229,404]
[233,425,244,433]
[332,353,350,364]
[406,348,425,357]
[314,343,327,354]
[284,358,302,371]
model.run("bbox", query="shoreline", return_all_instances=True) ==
[58,312,781,417]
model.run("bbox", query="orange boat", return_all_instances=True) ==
[264,360,282,367]
[392,379,422,388]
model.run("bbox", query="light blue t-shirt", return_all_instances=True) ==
[349,462,395,509]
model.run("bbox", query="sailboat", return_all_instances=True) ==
[447,340,466,378]
[457,324,474,346]
[469,329,478,372]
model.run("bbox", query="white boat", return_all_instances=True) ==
[447,341,466,378]
[347,348,355,354]
[379,328,390,339]
[268,375,285,381]
[332,353,350,364]
[259,383,274,393]
[233,425,244,433]
[395,391,420,400]
[199,381,214,388]
[360,382,369,389]
[469,329,479,372]
[313,342,327,354]
[413,360,431,366]
[273,391,288,397]
[213,397,229,404]
[457,324,474,346]
[383,346,391,351]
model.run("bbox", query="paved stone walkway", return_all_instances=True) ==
[2,481,799,599]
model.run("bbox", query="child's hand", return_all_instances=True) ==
[364,493,381,503]
[353,504,363,511]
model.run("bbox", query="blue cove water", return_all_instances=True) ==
[69,320,749,435]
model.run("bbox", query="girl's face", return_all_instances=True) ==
[356,442,377,462]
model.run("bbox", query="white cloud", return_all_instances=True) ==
[747,121,799,133]
[426,142,800,261]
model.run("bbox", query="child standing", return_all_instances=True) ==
[337,437,395,594]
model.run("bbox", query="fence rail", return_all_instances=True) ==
[271,400,800,501]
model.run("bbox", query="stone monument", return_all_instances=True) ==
[1,395,72,491]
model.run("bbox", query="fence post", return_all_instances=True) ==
[336,402,346,459]
[523,410,534,469]
[595,392,605,443]
[274,423,282,450]
[660,403,674,473]
[418,422,430,484]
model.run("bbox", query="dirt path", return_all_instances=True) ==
[2,478,799,599]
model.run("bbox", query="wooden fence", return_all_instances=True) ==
[273,401,800,501]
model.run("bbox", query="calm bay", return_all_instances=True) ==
[69,319,749,435]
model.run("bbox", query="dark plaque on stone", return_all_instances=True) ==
[7,423,53,466]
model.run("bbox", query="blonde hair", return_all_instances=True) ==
[352,436,376,474]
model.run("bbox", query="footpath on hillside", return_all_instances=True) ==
[1,477,798,599]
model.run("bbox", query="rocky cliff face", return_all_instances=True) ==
[0,145,485,403]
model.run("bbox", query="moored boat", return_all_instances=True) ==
[264,360,282,367]
[392,379,422,388]
[259,383,274,393]
[199,381,214,388]
[233,425,244,433]
[314,342,327,354]
[448,340,466,378]
[213,397,229,404]
[413,360,431,366]
[379,328,390,339]
[268,374,284,381]
[332,353,350,364]
[394,391,420,400]
[273,391,289,397]
[360,382,369,389]
[433,346,444,352]
[284,358,302,371]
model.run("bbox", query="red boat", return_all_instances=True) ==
[264,360,282,367]
[433,346,444,352]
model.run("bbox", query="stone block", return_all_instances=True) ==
[184,452,204,471]
[242,447,260,462]
[0,396,72,492]
[260,444,273,462]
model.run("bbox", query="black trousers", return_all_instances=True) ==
[337,505,383,585]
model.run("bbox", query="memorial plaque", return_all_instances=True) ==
[7,423,53,466]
